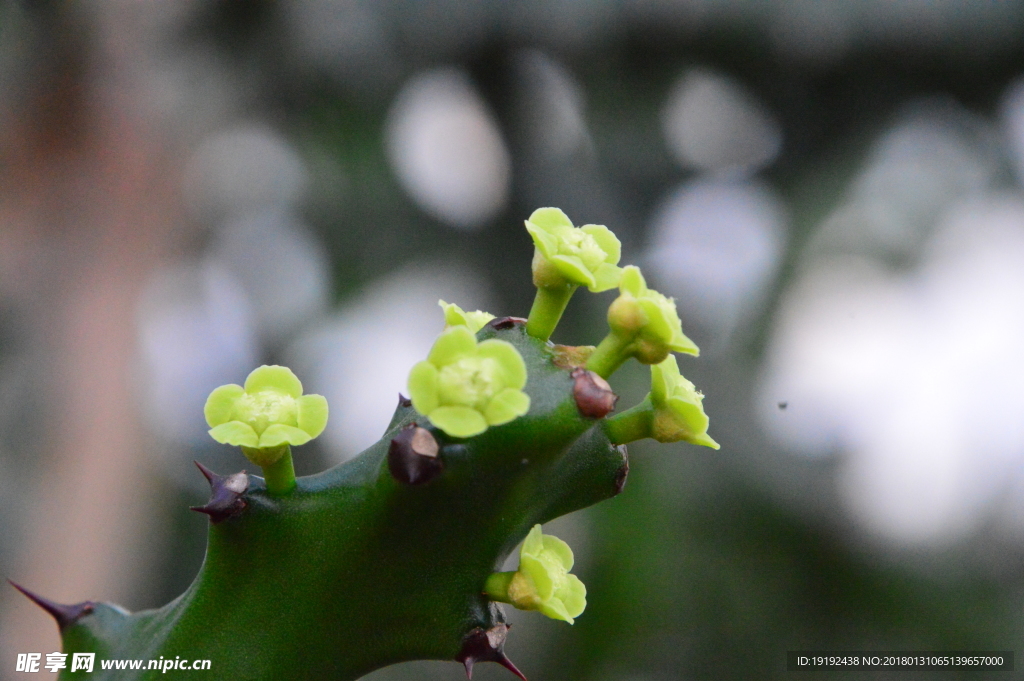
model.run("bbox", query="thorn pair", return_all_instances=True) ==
[190,461,248,523]
[456,624,526,681]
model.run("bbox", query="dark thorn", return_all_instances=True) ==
[487,316,527,330]
[388,423,444,485]
[456,624,526,681]
[190,461,248,523]
[571,368,618,419]
[778,401,788,410]
[8,580,94,631]
[614,446,629,495]
[398,393,412,408]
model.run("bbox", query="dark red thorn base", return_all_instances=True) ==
[190,461,248,523]
[456,624,527,681]
[571,368,618,418]
[8,580,94,630]
[388,423,444,485]
[486,317,527,331]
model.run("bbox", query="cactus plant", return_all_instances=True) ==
[11,208,717,680]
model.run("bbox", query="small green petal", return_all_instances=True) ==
[692,432,721,449]
[428,405,488,438]
[670,329,700,356]
[439,300,495,333]
[668,397,709,432]
[408,361,440,415]
[244,365,303,398]
[525,221,559,260]
[528,207,574,231]
[540,534,574,570]
[581,224,621,264]
[589,262,624,293]
[476,339,527,389]
[259,423,312,448]
[484,388,530,425]
[209,421,259,447]
[650,355,677,403]
[522,524,544,555]
[619,265,645,296]
[551,254,597,289]
[204,384,244,427]
[296,394,329,438]
[519,554,554,600]
[539,598,573,624]
[638,298,673,343]
[561,574,587,618]
[428,326,477,367]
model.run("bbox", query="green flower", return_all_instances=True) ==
[484,524,587,624]
[609,266,698,362]
[439,299,495,333]
[650,355,719,448]
[526,207,622,292]
[586,266,699,378]
[204,365,329,467]
[407,326,530,438]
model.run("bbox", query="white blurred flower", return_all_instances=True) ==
[385,67,511,230]
[761,195,1024,546]
[137,259,259,446]
[661,67,781,176]
[646,179,786,347]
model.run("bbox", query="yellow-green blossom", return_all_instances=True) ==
[586,265,699,378]
[407,326,530,438]
[204,365,329,467]
[525,208,622,292]
[484,525,586,624]
[649,355,718,448]
[608,266,698,361]
[439,299,495,333]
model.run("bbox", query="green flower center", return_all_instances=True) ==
[437,357,502,410]
[234,391,297,435]
[555,227,606,270]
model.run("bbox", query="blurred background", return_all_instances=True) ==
[3,1,1024,679]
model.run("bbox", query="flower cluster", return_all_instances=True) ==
[204,365,328,467]
[649,355,718,448]
[439,300,495,333]
[525,207,622,292]
[407,326,530,438]
[606,265,699,363]
[484,525,587,624]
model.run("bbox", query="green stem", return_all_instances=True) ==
[585,333,632,379]
[526,285,577,342]
[483,571,517,603]
[261,447,296,495]
[602,398,654,444]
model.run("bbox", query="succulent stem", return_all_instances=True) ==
[260,447,296,494]
[602,397,654,445]
[526,285,576,342]
[585,332,631,379]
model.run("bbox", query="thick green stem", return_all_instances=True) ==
[483,571,517,604]
[526,285,577,342]
[602,397,654,444]
[261,447,296,495]
[585,333,632,379]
